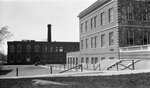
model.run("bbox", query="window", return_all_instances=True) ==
[94,36,98,48]
[127,30,134,45]
[17,54,22,62]
[101,57,105,60]
[109,57,114,59]
[55,47,58,52]
[10,45,15,53]
[91,37,94,48]
[17,45,22,52]
[54,55,58,62]
[81,23,83,33]
[94,16,97,28]
[43,54,47,60]
[68,57,70,64]
[86,57,89,64]
[91,18,94,29]
[142,31,149,45]
[76,57,78,65]
[86,38,88,49]
[35,45,40,53]
[85,21,88,32]
[142,10,147,21]
[81,57,84,63]
[101,34,105,47]
[10,54,14,61]
[95,57,98,64]
[70,58,72,64]
[26,45,31,53]
[109,32,114,46]
[91,36,98,48]
[108,8,113,22]
[42,46,47,52]
[101,12,105,25]
[127,5,134,20]
[71,47,74,51]
[59,57,64,62]
[26,54,31,62]
[91,58,94,64]
[48,46,53,52]
[59,47,63,52]
[81,40,84,49]
[73,57,75,65]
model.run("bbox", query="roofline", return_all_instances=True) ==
[77,0,112,19]
[7,41,79,43]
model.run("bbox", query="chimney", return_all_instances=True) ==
[47,24,51,42]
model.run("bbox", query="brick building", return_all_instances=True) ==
[7,24,79,65]
[67,0,150,65]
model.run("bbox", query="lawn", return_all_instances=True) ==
[1,72,150,88]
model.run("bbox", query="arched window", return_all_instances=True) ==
[81,57,84,63]
[17,45,22,52]
[26,45,31,53]
[10,45,15,52]
[34,45,40,53]
[86,57,89,64]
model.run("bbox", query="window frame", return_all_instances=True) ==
[109,32,114,46]
[108,7,113,22]
[101,34,105,47]
[101,12,105,25]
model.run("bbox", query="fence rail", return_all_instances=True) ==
[59,64,83,73]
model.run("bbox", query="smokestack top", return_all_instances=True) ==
[47,24,51,29]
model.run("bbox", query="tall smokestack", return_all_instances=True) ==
[47,24,51,42]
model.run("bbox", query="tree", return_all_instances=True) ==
[0,26,13,54]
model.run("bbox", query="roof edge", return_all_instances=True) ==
[78,0,112,19]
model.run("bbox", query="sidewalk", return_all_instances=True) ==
[1,68,150,79]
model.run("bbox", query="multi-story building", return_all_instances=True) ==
[7,24,79,65]
[67,0,150,65]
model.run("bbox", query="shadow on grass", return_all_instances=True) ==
[0,69,12,75]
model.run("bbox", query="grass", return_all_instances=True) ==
[1,72,150,88]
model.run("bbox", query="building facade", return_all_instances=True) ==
[7,24,79,65]
[67,0,150,65]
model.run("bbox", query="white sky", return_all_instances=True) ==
[0,0,97,42]
[0,0,97,54]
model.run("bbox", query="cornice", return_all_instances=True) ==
[78,0,112,19]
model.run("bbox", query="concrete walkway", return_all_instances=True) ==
[1,69,150,79]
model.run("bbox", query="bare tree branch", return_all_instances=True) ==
[0,26,13,53]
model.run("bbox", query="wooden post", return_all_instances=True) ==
[132,60,135,70]
[107,68,109,70]
[116,62,119,71]
[50,66,52,74]
[118,48,121,60]
[64,64,65,70]
[99,64,101,71]
[93,63,95,70]
[16,67,18,76]
[87,64,88,70]
[81,64,83,72]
